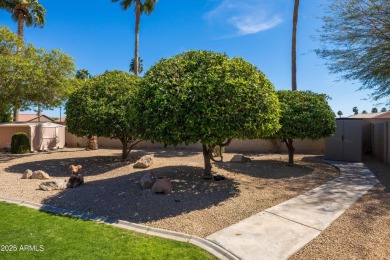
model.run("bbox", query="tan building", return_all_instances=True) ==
[0,122,66,152]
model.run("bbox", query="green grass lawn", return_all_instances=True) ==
[0,202,216,260]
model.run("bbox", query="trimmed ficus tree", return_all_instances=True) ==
[273,90,336,165]
[138,50,281,178]
[66,70,142,161]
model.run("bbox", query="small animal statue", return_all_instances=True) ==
[67,165,84,188]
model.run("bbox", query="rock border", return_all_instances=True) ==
[0,196,239,260]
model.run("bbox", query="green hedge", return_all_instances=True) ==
[11,132,31,154]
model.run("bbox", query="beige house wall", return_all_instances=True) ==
[0,123,66,151]
[0,126,34,151]
[65,130,325,154]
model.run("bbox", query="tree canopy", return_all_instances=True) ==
[0,26,75,119]
[66,70,142,160]
[317,0,390,105]
[138,50,280,177]
[272,90,336,165]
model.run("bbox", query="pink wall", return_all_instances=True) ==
[65,129,325,154]
[0,124,66,151]
[0,126,33,151]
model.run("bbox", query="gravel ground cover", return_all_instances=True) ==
[291,156,390,260]
[0,148,338,237]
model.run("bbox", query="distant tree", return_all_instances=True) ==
[111,0,157,76]
[362,110,368,114]
[381,107,387,112]
[272,90,336,165]
[291,0,300,91]
[352,107,359,115]
[0,0,46,41]
[138,50,281,178]
[317,0,390,105]
[337,110,343,118]
[75,69,92,80]
[371,107,378,113]
[66,70,142,161]
[129,57,143,74]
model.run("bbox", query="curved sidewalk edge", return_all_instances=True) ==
[206,161,379,260]
[0,196,239,260]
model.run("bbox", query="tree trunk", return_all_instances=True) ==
[86,135,98,150]
[13,106,20,122]
[134,1,141,76]
[284,138,295,166]
[13,15,24,122]
[17,15,24,41]
[291,0,300,91]
[120,138,129,161]
[202,144,214,179]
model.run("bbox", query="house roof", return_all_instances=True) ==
[55,116,66,123]
[17,114,55,122]
[348,111,390,119]
[0,122,66,128]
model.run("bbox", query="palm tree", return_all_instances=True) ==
[337,110,343,118]
[111,0,157,75]
[129,57,143,74]
[352,106,359,115]
[291,0,299,91]
[1,0,46,41]
[1,0,46,121]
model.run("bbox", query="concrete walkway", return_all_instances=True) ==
[207,161,379,260]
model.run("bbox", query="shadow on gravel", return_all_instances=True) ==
[0,152,34,163]
[215,159,313,179]
[41,165,239,223]
[151,149,200,158]
[4,155,137,177]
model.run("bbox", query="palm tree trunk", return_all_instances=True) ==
[292,0,300,91]
[86,135,98,150]
[134,1,141,76]
[14,15,25,122]
[17,15,24,41]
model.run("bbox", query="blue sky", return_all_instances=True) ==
[0,0,385,118]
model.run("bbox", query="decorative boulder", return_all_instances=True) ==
[140,171,156,189]
[133,154,154,169]
[230,154,251,163]
[39,180,68,191]
[21,169,33,179]
[31,170,50,180]
[151,177,172,194]
[68,175,84,188]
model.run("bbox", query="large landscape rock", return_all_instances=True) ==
[140,171,156,189]
[39,180,68,191]
[133,154,154,168]
[151,177,172,194]
[230,154,251,163]
[21,169,33,179]
[31,170,50,180]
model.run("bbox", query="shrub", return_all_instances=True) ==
[138,50,280,178]
[11,132,31,154]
